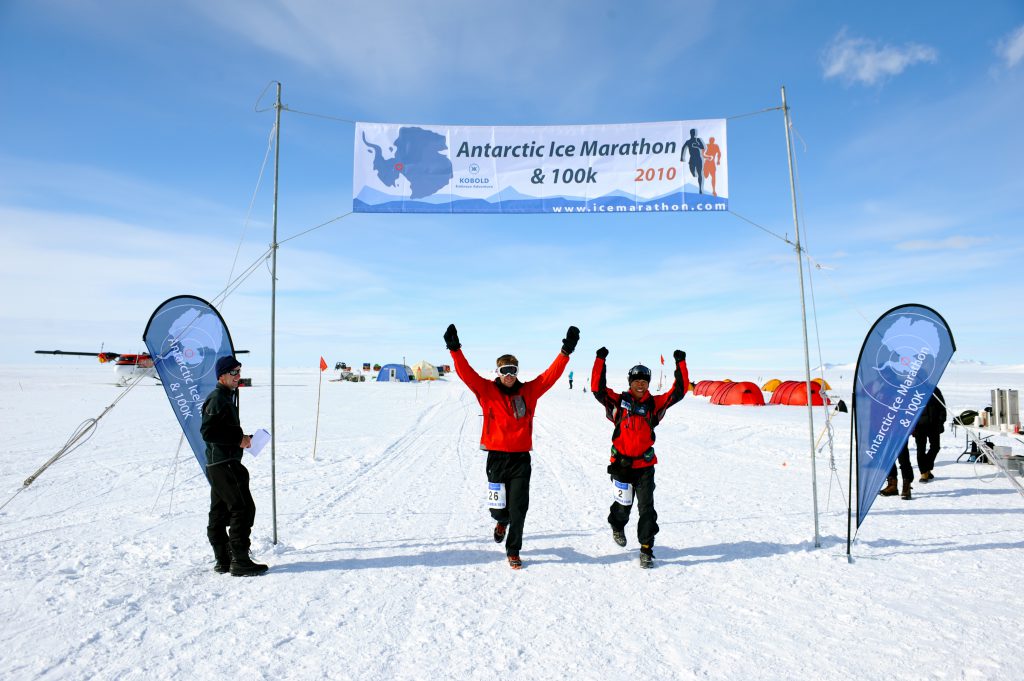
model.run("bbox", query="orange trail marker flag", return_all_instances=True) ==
[319,356,328,372]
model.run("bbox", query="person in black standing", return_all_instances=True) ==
[201,355,268,576]
[914,387,946,482]
[880,442,915,500]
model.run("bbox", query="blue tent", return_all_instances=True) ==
[376,363,414,382]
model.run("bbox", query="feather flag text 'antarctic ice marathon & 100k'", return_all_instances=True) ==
[852,304,955,528]
[353,120,728,214]
[143,295,240,478]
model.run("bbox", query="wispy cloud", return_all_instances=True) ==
[183,0,713,112]
[996,24,1024,68]
[895,236,992,251]
[822,29,937,86]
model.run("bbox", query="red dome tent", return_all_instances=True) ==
[693,380,717,396]
[710,381,766,406]
[768,380,830,406]
[698,380,727,397]
[709,382,731,402]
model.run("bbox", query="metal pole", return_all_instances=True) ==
[270,82,281,544]
[781,85,820,548]
[312,366,323,461]
[847,400,856,559]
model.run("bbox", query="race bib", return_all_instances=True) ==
[487,482,507,509]
[612,479,634,506]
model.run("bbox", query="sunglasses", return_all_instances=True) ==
[497,365,518,377]
[228,369,241,376]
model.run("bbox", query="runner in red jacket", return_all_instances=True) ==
[591,347,688,568]
[445,323,578,569]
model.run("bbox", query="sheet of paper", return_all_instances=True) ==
[248,428,270,456]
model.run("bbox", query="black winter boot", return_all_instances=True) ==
[612,527,627,547]
[901,479,912,500]
[639,544,654,569]
[879,477,898,496]
[212,543,231,574]
[229,544,269,577]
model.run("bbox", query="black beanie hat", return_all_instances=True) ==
[627,364,652,384]
[215,355,241,377]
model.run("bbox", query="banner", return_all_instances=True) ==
[143,295,240,476]
[353,119,728,214]
[852,304,955,527]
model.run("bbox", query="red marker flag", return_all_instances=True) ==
[319,356,328,372]
[660,354,665,365]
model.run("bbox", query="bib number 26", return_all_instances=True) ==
[487,482,507,509]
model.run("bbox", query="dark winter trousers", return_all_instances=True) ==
[486,451,531,556]
[608,466,659,546]
[915,432,940,474]
[888,443,913,481]
[206,460,256,553]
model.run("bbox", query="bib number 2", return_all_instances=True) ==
[612,479,634,506]
[487,482,507,509]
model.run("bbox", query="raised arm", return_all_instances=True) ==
[590,347,618,417]
[523,325,578,398]
[652,349,689,418]
[444,323,491,396]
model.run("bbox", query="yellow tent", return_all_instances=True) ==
[412,360,439,381]
[762,378,782,392]
[812,377,832,390]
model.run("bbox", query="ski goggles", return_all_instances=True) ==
[227,369,241,376]
[497,365,519,377]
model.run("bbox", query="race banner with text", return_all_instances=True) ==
[852,304,955,528]
[143,295,240,478]
[353,120,727,214]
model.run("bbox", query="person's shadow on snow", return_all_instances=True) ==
[650,539,822,567]
[270,548,508,572]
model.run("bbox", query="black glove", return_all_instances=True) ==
[673,350,686,362]
[596,346,609,360]
[561,326,580,355]
[443,324,461,351]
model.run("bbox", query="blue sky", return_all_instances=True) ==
[2,1,1022,376]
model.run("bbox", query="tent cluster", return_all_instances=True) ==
[692,380,766,406]
[690,377,832,406]
[374,360,446,382]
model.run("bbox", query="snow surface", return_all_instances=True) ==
[2,362,1023,681]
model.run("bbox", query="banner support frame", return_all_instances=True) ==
[270,82,282,545]
[781,85,821,548]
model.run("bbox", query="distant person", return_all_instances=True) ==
[880,440,914,500]
[681,128,706,194]
[591,347,689,568]
[703,136,722,197]
[914,387,946,482]
[568,370,574,390]
[444,323,579,570]
[201,355,268,576]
